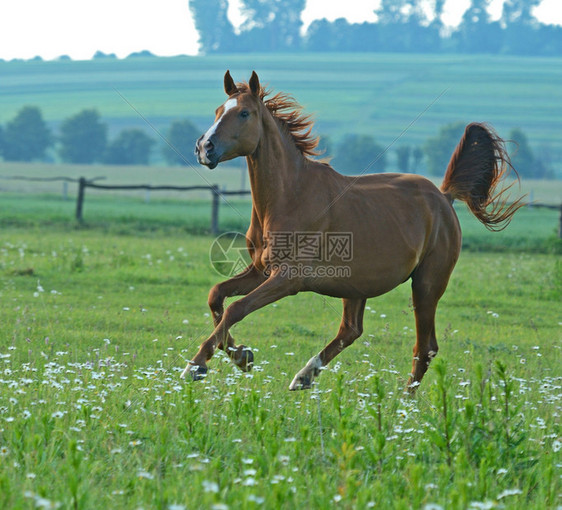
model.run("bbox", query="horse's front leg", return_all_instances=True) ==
[208,264,267,371]
[181,272,300,380]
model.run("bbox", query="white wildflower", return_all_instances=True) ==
[247,495,264,504]
[497,488,522,499]
[468,501,494,510]
[202,480,219,493]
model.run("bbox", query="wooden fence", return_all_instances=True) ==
[73,179,562,238]
[530,202,562,239]
[1,175,561,238]
[75,177,251,234]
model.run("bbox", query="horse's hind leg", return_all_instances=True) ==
[208,265,266,371]
[289,298,366,390]
[407,292,439,392]
[407,252,456,393]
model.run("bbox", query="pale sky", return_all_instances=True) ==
[0,0,560,61]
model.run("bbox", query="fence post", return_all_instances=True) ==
[76,177,86,222]
[211,185,220,236]
[558,204,562,239]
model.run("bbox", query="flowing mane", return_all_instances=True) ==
[238,82,320,157]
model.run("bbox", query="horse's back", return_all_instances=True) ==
[298,167,462,298]
[344,171,461,256]
[330,171,456,230]
[348,172,440,200]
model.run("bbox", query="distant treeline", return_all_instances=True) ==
[0,106,200,167]
[190,0,562,56]
[7,50,159,63]
[0,105,552,179]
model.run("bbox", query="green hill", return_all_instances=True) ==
[1,53,561,175]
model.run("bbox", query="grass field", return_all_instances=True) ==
[0,191,559,252]
[1,162,561,253]
[1,53,562,175]
[1,162,561,202]
[1,53,561,508]
[0,192,561,508]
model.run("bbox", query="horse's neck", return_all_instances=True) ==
[246,115,302,223]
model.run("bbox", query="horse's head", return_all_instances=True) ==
[195,70,263,169]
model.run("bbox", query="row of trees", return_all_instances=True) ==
[0,106,549,178]
[322,124,550,179]
[190,0,562,55]
[0,106,201,166]
[423,123,551,178]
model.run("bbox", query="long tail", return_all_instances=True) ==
[440,122,524,231]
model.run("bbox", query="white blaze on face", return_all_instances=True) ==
[199,98,238,164]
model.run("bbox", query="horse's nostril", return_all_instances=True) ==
[204,140,214,152]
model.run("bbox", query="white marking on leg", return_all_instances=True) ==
[180,364,190,379]
[180,363,200,379]
[289,355,323,390]
[306,355,323,372]
[427,350,437,366]
[199,98,238,164]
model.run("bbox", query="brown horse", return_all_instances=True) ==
[181,70,522,391]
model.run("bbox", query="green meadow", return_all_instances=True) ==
[0,179,560,508]
[1,53,562,174]
[1,161,560,251]
[1,52,561,508]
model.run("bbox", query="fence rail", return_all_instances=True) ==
[75,177,251,234]
[1,175,561,238]
[530,203,562,238]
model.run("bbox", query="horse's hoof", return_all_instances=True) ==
[180,363,208,381]
[289,356,322,390]
[288,374,313,391]
[234,345,254,372]
[405,378,420,396]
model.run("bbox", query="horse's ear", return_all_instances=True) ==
[249,71,260,97]
[224,70,238,96]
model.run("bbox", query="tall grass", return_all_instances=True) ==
[0,225,559,508]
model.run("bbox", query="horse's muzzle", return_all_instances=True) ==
[195,135,219,169]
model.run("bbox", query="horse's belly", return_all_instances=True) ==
[301,260,416,299]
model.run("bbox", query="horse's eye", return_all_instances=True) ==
[240,110,250,119]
